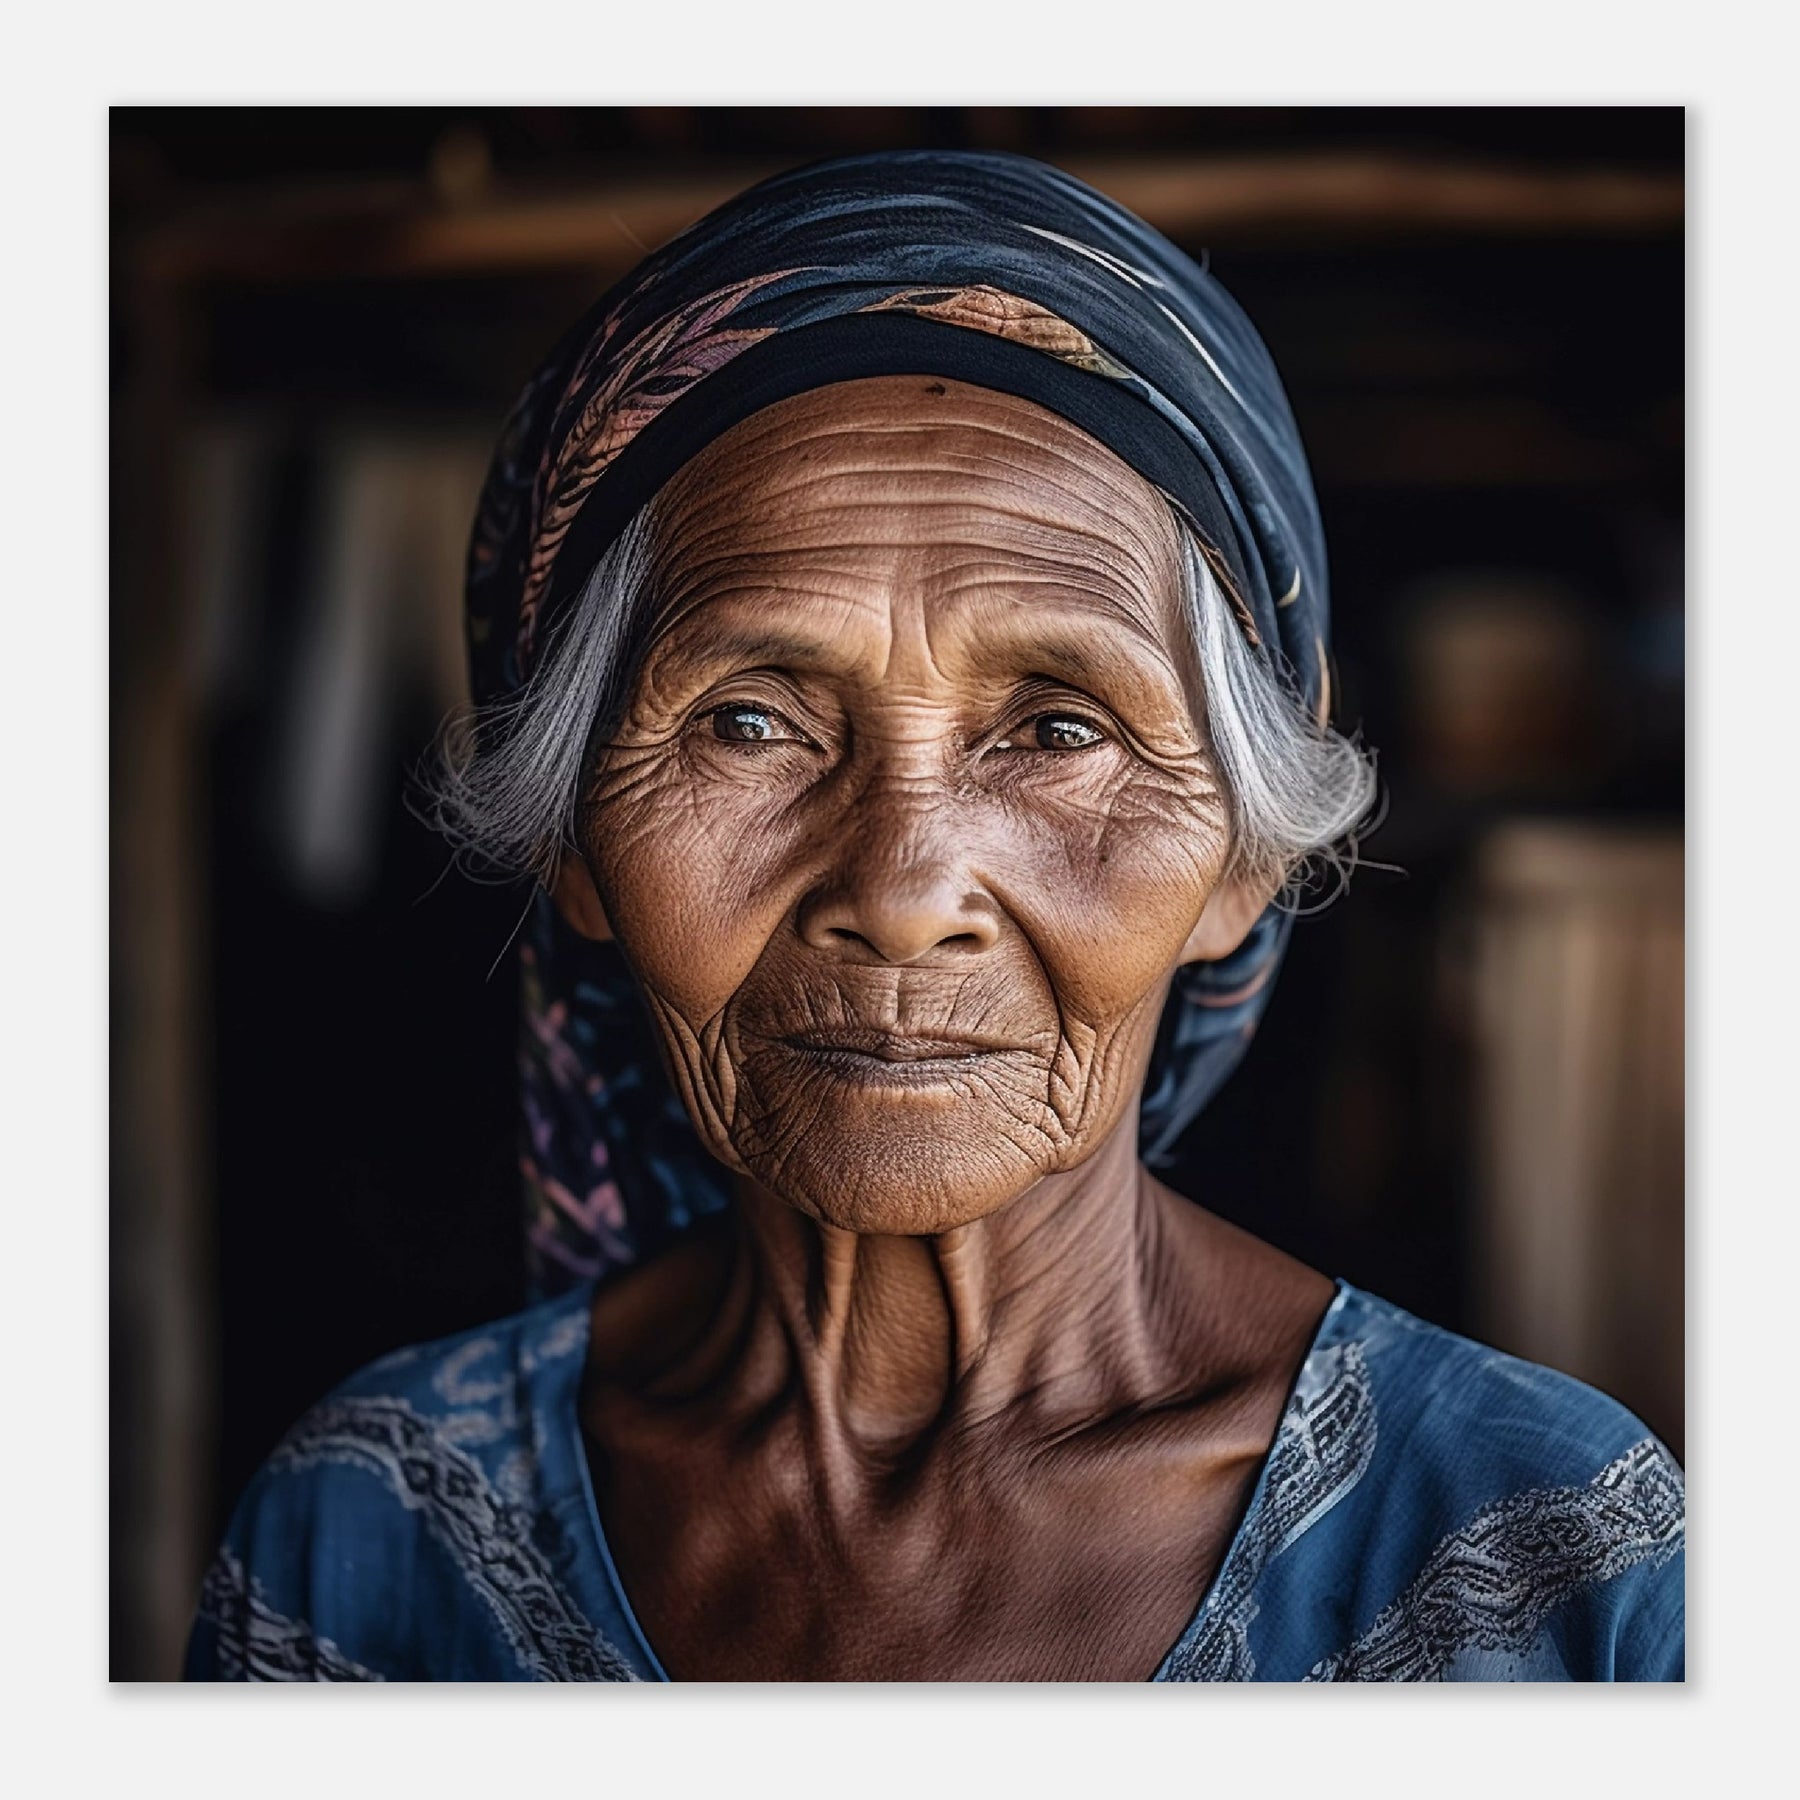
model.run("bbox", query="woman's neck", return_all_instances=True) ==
[643,1110,1214,1469]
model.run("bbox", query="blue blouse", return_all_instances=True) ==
[184,1279,1684,1683]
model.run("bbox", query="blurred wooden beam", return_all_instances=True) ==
[1466,821,1685,1456]
[111,269,216,1678]
[1300,394,1659,489]
[1083,153,1681,242]
[131,151,1683,289]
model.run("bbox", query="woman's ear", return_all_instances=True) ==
[1178,868,1282,965]
[550,854,614,942]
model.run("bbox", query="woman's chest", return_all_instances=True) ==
[587,1427,1261,1682]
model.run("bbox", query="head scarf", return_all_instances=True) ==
[465,151,1333,1296]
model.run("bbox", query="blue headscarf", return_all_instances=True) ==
[465,151,1334,1294]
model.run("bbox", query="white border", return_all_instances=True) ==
[8,4,1784,1792]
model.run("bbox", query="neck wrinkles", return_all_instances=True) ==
[682,1110,1195,1465]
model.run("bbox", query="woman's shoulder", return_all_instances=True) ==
[248,1283,599,1511]
[1236,1280,1685,1681]
[310,1282,598,1416]
[183,1285,642,1682]
[1325,1281,1683,1490]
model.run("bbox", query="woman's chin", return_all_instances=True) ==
[713,1046,1070,1233]
[736,1118,1056,1237]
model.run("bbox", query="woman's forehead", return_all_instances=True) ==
[657,376,1175,547]
[644,376,1185,645]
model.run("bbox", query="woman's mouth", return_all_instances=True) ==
[779,1027,1014,1087]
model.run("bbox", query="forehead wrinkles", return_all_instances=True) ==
[653,376,1173,556]
[646,437,1178,666]
[646,511,1173,646]
[626,379,1192,702]
[659,413,1169,548]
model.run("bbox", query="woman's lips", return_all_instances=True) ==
[783,1027,1008,1063]
[779,1027,1017,1087]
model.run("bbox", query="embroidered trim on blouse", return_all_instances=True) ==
[270,1396,637,1682]
[1305,1436,1686,1681]
[196,1547,382,1682]
[1161,1339,1378,1681]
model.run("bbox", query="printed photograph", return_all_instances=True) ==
[110,105,1685,1683]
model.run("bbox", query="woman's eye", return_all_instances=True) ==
[710,705,798,744]
[999,713,1108,752]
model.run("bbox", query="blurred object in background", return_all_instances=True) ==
[270,432,484,907]
[111,105,1684,1678]
[1403,573,1603,796]
[186,419,487,906]
[1460,821,1684,1457]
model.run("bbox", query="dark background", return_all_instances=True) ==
[111,105,1684,1679]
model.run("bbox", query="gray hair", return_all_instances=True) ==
[1173,527,1378,899]
[419,500,1377,902]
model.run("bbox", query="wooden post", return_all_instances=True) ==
[111,250,215,1680]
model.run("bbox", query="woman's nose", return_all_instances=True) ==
[796,811,1002,966]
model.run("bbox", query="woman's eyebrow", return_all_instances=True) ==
[957,607,1188,703]
[643,591,1190,710]
[647,621,859,683]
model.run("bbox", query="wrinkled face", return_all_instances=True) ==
[574,376,1254,1234]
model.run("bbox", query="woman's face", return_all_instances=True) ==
[566,376,1267,1234]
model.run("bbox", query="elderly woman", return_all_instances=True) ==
[185,152,1683,1683]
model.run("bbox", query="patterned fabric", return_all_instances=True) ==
[1160,1341,1378,1680]
[458,151,1339,1293]
[186,1298,643,1683]
[195,1550,380,1682]
[1303,1440,1684,1682]
[185,1281,1684,1683]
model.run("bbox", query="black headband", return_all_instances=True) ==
[536,310,1259,649]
